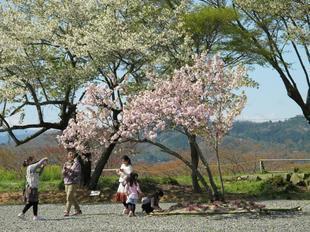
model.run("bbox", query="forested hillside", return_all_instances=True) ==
[0,116,309,166]
[135,116,310,162]
[230,116,310,152]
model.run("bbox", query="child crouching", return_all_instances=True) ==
[141,189,164,214]
[125,173,143,217]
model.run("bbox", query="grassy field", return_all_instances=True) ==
[0,165,309,204]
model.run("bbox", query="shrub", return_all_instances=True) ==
[40,165,62,181]
[0,168,21,181]
[260,175,298,197]
[98,176,119,190]
[160,177,179,185]
[140,176,158,191]
[57,180,65,190]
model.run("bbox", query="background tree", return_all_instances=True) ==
[233,0,309,123]
[0,0,189,188]
[198,0,310,123]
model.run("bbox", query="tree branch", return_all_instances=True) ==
[0,114,21,144]
[0,122,63,132]
[132,138,214,199]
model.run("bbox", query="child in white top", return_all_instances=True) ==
[125,173,143,217]
[115,155,133,214]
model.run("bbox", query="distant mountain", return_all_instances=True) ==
[0,130,40,145]
[229,115,310,152]
[134,115,310,162]
[0,116,309,164]
[0,130,60,147]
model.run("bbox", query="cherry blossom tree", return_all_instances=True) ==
[0,0,189,189]
[120,53,255,198]
[60,53,255,199]
[0,0,188,144]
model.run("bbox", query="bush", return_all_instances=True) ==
[40,165,62,181]
[0,168,21,181]
[57,180,65,190]
[160,177,179,185]
[98,176,119,190]
[140,176,159,191]
[260,175,298,197]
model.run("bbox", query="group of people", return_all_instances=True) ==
[115,155,164,217]
[18,152,163,220]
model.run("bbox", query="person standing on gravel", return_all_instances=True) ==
[115,155,133,214]
[62,150,82,217]
[18,156,48,221]
[125,173,143,217]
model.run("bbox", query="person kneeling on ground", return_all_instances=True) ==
[141,189,164,214]
[18,156,48,221]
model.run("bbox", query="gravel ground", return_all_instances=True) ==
[0,200,309,232]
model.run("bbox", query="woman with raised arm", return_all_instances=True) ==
[18,156,48,221]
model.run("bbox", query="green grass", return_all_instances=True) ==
[40,165,62,181]
[0,168,22,181]
[0,165,62,192]
[0,180,63,192]
[97,176,119,190]
[0,181,24,192]
[0,167,308,201]
[174,175,192,185]
[224,180,263,195]
[39,180,63,192]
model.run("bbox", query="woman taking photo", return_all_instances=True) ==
[18,156,48,221]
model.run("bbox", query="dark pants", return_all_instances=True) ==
[22,201,38,216]
[142,203,154,214]
[128,203,136,213]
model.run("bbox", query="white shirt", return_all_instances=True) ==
[119,164,133,183]
[26,158,47,188]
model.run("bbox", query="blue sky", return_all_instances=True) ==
[239,64,307,122]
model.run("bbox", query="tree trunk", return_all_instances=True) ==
[215,142,225,199]
[189,135,202,193]
[286,85,310,124]
[266,50,310,124]
[89,143,116,190]
[79,153,91,187]
[191,137,221,200]
[144,139,214,201]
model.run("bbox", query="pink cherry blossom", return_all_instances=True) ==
[59,54,255,163]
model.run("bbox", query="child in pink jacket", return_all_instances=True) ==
[125,173,143,217]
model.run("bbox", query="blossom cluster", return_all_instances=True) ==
[58,84,121,153]
[120,53,254,143]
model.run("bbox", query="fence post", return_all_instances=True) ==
[259,160,265,173]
